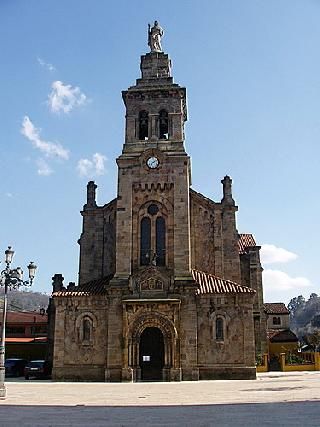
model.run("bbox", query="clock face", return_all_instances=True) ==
[147,156,159,169]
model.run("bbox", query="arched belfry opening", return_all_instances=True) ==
[139,110,149,140]
[159,109,169,139]
[139,327,164,381]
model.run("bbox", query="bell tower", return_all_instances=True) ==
[111,22,193,287]
[122,49,187,152]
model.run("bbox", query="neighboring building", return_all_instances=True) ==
[1,311,48,360]
[49,23,267,382]
[264,303,298,365]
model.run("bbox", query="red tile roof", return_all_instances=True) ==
[52,277,109,297]
[264,303,289,314]
[4,312,48,324]
[267,329,298,342]
[53,271,255,297]
[192,269,255,295]
[5,336,47,343]
[238,233,256,254]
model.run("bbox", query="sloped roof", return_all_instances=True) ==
[192,269,255,295]
[52,277,109,297]
[53,271,255,297]
[267,329,298,343]
[264,303,289,314]
[189,188,216,208]
[5,337,47,343]
[238,233,256,254]
[4,312,48,324]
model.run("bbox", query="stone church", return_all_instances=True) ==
[49,23,266,382]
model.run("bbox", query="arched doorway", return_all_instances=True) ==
[139,327,164,380]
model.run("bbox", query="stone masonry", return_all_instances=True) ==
[49,25,267,382]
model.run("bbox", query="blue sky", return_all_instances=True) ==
[0,0,319,303]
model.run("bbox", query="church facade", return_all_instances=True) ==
[49,25,266,382]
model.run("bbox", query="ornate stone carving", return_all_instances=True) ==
[140,277,163,291]
[130,311,176,341]
[132,265,169,293]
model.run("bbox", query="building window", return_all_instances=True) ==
[159,109,168,139]
[6,326,25,336]
[140,212,166,266]
[156,217,166,266]
[273,316,281,325]
[139,111,149,140]
[31,325,48,336]
[216,318,224,340]
[140,217,151,265]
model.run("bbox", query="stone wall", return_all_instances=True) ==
[52,296,108,381]
[190,190,241,284]
[196,293,256,379]
[240,249,267,355]
[78,199,116,285]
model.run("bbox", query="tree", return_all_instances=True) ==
[0,289,49,312]
[303,331,320,351]
[288,295,306,317]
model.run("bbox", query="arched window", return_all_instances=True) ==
[216,318,224,340]
[139,111,149,140]
[83,318,91,341]
[159,110,168,139]
[156,217,166,266]
[140,209,166,267]
[140,217,151,265]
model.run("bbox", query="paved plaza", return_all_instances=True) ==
[0,371,320,426]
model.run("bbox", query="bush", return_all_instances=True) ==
[285,352,311,365]
[255,353,264,366]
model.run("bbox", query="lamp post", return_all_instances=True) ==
[0,246,37,399]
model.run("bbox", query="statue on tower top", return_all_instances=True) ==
[148,21,164,52]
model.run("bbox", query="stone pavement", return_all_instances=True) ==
[0,371,319,426]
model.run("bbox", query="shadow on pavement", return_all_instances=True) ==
[0,401,320,426]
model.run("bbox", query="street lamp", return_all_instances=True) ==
[0,246,37,399]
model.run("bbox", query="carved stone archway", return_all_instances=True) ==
[127,311,180,381]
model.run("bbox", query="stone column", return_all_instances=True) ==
[105,292,123,382]
[112,157,133,283]
[85,181,97,208]
[221,176,241,283]
[172,155,192,279]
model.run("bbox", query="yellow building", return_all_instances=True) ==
[264,303,298,370]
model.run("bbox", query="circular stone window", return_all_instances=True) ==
[147,204,159,216]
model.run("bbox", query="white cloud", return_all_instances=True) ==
[263,269,312,292]
[48,80,87,114]
[5,192,13,198]
[37,158,53,176]
[37,57,56,72]
[77,153,107,177]
[260,244,298,265]
[21,116,69,160]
